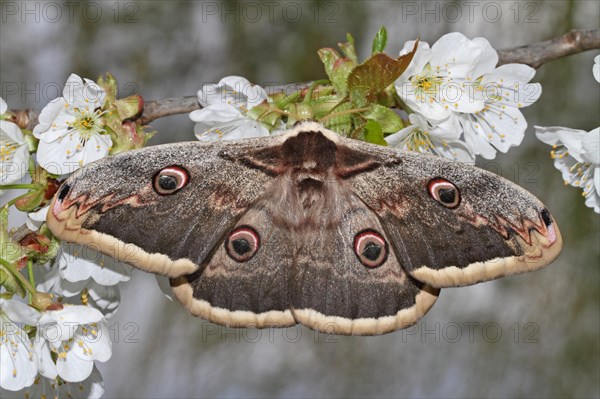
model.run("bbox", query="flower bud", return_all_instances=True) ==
[115,94,144,121]
[32,292,54,311]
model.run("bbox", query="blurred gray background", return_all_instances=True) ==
[1,1,599,398]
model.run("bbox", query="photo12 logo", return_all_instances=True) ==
[1,1,139,24]
[199,1,339,23]
[400,1,540,24]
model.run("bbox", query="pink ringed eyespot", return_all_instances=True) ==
[153,166,189,195]
[428,178,461,208]
[353,230,388,268]
[225,226,260,262]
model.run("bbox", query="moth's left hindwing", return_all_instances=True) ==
[47,122,562,335]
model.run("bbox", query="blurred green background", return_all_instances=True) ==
[1,0,599,398]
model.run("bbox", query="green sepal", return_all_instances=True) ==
[0,208,26,297]
[371,26,388,54]
[273,91,301,109]
[318,48,342,84]
[0,268,7,285]
[347,40,419,107]
[22,131,39,153]
[339,33,358,64]
[14,190,45,213]
[104,111,154,154]
[323,101,353,136]
[286,103,315,127]
[246,102,283,130]
[0,263,26,298]
[246,102,270,121]
[97,73,118,108]
[363,119,387,146]
[22,234,60,265]
[13,167,60,212]
[362,104,404,133]
[311,94,345,119]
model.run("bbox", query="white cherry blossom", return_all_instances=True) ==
[1,97,30,186]
[190,76,272,141]
[37,264,122,318]
[33,74,112,175]
[0,299,40,391]
[386,113,474,163]
[55,243,132,286]
[460,64,542,159]
[395,33,495,121]
[536,126,599,213]
[396,33,541,160]
[35,305,111,382]
[0,366,105,399]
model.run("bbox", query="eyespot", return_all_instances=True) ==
[225,226,260,262]
[153,166,189,195]
[353,229,388,268]
[428,178,461,208]
[57,183,71,201]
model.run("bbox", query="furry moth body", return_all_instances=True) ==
[46,122,562,335]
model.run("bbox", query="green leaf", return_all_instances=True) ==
[347,40,419,107]
[339,33,358,64]
[363,119,387,145]
[371,26,388,54]
[330,58,355,96]
[318,48,355,96]
[362,104,404,133]
[318,48,342,82]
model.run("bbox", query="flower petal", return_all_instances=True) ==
[32,98,69,141]
[155,275,174,301]
[482,64,541,108]
[581,128,600,165]
[190,103,243,125]
[36,132,112,175]
[0,124,30,185]
[0,320,38,391]
[1,299,40,325]
[34,338,58,380]
[26,206,49,231]
[71,322,112,362]
[57,243,131,286]
[431,32,493,78]
[56,350,94,382]
[87,283,121,318]
[63,74,105,111]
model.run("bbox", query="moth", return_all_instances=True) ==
[46,122,562,335]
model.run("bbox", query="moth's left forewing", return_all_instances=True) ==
[46,140,278,278]
[345,145,562,288]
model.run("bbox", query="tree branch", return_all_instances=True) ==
[10,29,600,131]
[497,28,599,68]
